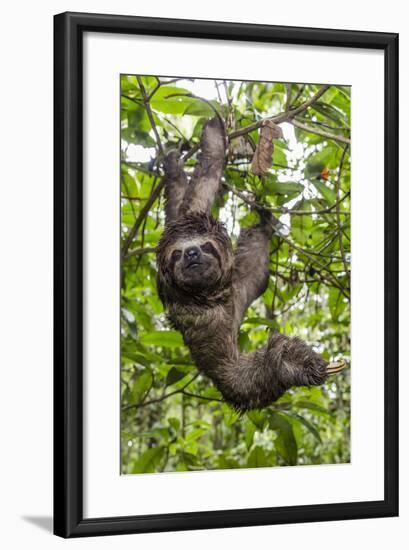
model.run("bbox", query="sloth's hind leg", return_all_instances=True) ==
[265,333,346,390]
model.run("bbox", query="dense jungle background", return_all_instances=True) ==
[120,75,350,474]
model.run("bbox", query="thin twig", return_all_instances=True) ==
[182,391,224,403]
[121,176,161,260]
[122,374,200,412]
[126,246,156,258]
[137,76,165,157]
[290,119,351,145]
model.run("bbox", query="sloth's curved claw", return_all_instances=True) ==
[326,359,347,376]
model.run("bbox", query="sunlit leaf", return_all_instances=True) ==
[140,330,184,348]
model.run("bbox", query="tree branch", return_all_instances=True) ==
[122,374,200,412]
[227,84,331,141]
[181,391,224,403]
[182,85,331,162]
[121,176,161,260]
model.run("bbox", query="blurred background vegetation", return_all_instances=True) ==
[120,75,350,474]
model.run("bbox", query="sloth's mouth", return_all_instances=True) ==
[185,261,202,269]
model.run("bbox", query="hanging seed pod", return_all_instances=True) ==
[251,120,283,176]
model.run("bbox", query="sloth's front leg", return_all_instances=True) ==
[233,213,274,328]
[180,117,226,216]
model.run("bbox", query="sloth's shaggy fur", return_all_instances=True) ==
[156,118,344,412]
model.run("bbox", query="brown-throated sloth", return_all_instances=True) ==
[156,117,345,412]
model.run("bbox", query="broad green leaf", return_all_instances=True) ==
[131,446,165,473]
[286,412,322,443]
[140,330,184,348]
[247,446,268,468]
[329,287,347,321]
[243,317,277,328]
[186,428,207,442]
[183,99,221,117]
[165,366,188,387]
[264,178,303,195]
[268,412,298,465]
[247,410,267,431]
[131,371,152,404]
[291,201,313,245]
[150,86,193,114]
[168,417,181,432]
[312,179,337,205]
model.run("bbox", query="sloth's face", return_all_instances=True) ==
[166,237,224,291]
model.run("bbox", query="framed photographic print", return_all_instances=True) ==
[54,12,399,538]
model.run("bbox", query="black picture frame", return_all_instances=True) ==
[54,11,399,538]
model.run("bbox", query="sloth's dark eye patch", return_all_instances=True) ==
[171,250,182,262]
[201,241,221,265]
[201,241,216,255]
[169,249,182,273]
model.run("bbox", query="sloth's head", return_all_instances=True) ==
[157,214,233,301]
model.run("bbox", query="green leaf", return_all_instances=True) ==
[311,101,348,126]
[131,446,165,473]
[286,412,322,443]
[167,417,181,432]
[264,178,303,195]
[140,330,184,348]
[121,75,139,94]
[245,422,256,450]
[218,455,240,469]
[186,428,207,442]
[243,317,277,328]
[183,99,221,117]
[329,287,346,321]
[312,180,337,205]
[238,331,251,352]
[121,96,140,112]
[122,128,156,147]
[150,86,193,114]
[293,400,330,416]
[165,366,188,387]
[268,412,298,465]
[247,410,267,431]
[272,145,287,166]
[130,371,152,404]
[291,201,313,245]
[247,445,268,468]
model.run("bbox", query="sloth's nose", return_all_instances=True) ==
[184,246,200,260]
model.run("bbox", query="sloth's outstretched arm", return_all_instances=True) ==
[233,215,274,328]
[180,118,226,216]
[163,151,189,225]
[204,333,345,412]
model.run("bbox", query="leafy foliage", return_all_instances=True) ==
[120,75,350,474]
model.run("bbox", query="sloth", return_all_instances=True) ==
[156,117,345,412]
